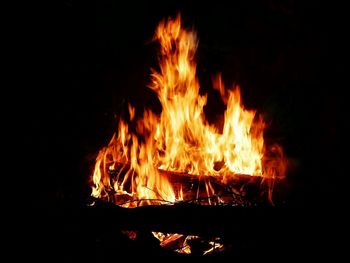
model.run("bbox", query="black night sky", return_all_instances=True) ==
[26,0,344,261]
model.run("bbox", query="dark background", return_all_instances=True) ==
[25,0,344,261]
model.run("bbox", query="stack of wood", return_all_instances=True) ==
[105,161,288,207]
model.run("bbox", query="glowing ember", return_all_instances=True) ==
[90,14,286,255]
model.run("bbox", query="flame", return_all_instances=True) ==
[91,14,286,207]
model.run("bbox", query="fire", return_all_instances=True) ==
[91,14,286,206]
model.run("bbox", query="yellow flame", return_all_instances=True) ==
[91,14,286,206]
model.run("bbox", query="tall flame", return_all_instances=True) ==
[91,15,286,206]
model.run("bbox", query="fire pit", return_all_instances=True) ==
[89,14,287,255]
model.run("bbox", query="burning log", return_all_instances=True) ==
[159,168,285,205]
[107,161,286,206]
[94,155,288,254]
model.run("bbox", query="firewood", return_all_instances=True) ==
[106,161,286,203]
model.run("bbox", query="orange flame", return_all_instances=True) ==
[91,14,286,207]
